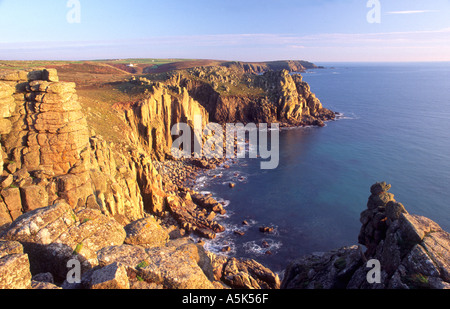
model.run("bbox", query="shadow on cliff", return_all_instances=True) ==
[21,242,91,285]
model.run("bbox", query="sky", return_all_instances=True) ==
[0,0,449,62]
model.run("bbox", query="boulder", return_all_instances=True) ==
[0,202,126,283]
[0,240,24,258]
[206,251,280,290]
[124,217,169,248]
[0,175,14,189]
[97,239,216,289]
[97,244,149,268]
[0,71,28,82]
[42,69,59,83]
[138,244,215,289]
[90,262,130,289]
[20,185,49,212]
[32,272,55,284]
[281,246,363,289]
[30,281,61,289]
[166,195,225,240]
[0,187,22,220]
[221,257,281,289]
[0,241,32,289]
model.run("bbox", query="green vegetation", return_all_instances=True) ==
[68,209,77,223]
[72,243,84,255]
[93,58,194,65]
[0,60,83,70]
[333,257,347,271]
[404,273,431,289]
[136,260,150,269]
[136,275,145,282]
[215,81,265,97]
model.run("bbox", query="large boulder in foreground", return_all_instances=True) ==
[0,240,32,289]
[207,252,281,289]
[124,216,169,248]
[282,183,450,289]
[96,238,216,289]
[0,202,126,283]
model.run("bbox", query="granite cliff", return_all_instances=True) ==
[1,66,446,290]
[222,60,319,74]
[282,182,450,289]
[170,65,336,126]
[0,68,291,289]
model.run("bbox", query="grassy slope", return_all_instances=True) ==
[0,58,311,146]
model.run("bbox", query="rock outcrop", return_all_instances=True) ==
[0,68,282,290]
[167,67,335,126]
[0,69,161,228]
[166,193,225,240]
[223,60,318,74]
[124,82,208,162]
[0,240,32,289]
[208,253,281,289]
[0,202,126,283]
[282,182,450,289]
[4,68,447,291]
[0,200,280,289]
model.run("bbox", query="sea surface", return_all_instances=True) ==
[194,62,450,273]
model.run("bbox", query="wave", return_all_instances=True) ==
[280,125,315,131]
[242,239,283,256]
[202,219,259,256]
[335,112,359,120]
[216,197,231,208]
[193,176,209,190]
[220,173,248,186]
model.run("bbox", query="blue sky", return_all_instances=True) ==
[1,0,449,62]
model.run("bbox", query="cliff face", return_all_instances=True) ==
[282,182,450,289]
[223,60,318,74]
[0,68,281,290]
[181,67,335,126]
[1,67,448,290]
[124,82,208,162]
[0,69,156,227]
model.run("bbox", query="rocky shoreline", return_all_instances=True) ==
[282,182,450,289]
[0,67,448,290]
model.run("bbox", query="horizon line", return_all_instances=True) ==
[1,58,450,64]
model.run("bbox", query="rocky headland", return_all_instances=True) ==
[131,64,336,127]
[0,65,447,290]
[0,65,331,289]
[0,68,285,289]
[282,182,450,289]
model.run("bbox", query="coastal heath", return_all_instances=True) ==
[171,115,280,170]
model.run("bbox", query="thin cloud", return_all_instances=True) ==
[1,27,450,62]
[289,45,306,49]
[386,10,439,15]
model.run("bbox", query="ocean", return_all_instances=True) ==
[194,62,450,273]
